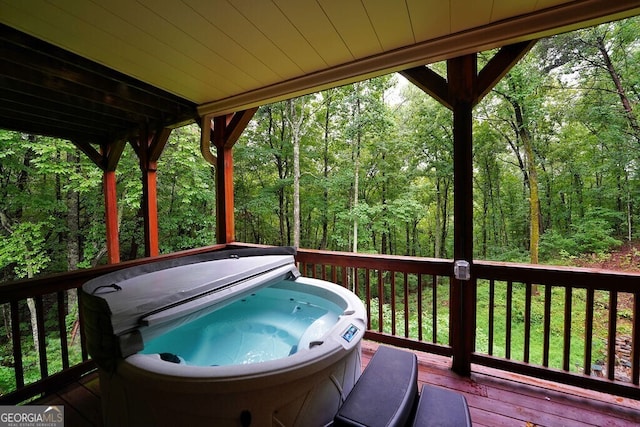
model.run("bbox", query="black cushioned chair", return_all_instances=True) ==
[334,345,418,427]
[411,384,472,427]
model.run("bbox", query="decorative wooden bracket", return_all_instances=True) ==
[400,40,537,110]
[71,139,125,172]
[199,107,258,166]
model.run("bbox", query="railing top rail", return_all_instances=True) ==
[2,242,639,303]
[0,244,227,303]
[295,247,453,275]
[475,260,640,292]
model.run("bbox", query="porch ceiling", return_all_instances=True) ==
[1,0,639,146]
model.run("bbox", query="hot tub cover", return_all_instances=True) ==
[81,247,298,372]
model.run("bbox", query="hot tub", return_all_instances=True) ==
[81,248,366,427]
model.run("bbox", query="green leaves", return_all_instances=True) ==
[1,17,639,274]
[0,221,51,278]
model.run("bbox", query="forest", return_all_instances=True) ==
[3,18,639,283]
[0,17,639,394]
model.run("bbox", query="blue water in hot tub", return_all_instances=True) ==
[141,283,343,366]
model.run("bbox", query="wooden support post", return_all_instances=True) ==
[98,141,125,265]
[448,54,477,376]
[141,159,159,258]
[401,41,536,377]
[202,108,258,244]
[214,115,235,243]
[103,170,120,264]
[132,128,171,258]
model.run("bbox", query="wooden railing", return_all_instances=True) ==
[295,248,455,357]
[473,261,640,399]
[295,248,640,400]
[1,243,638,403]
[0,244,226,404]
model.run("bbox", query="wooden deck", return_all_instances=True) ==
[33,341,640,426]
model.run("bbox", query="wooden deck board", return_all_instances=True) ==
[361,341,639,427]
[30,341,639,426]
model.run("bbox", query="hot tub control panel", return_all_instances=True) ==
[342,324,360,343]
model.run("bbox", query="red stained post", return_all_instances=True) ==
[209,108,257,244]
[136,128,169,258]
[214,115,235,243]
[218,145,235,243]
[103,170,120,264]
[141,161,159,257]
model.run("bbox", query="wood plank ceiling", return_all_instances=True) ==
[0,0,639,147]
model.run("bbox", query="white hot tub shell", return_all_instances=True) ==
[81,248,366,427]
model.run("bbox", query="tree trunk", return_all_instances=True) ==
[352,93,361,254]
[26,297,39,356]
[596,36,640,144]
[18,142,40,354]
[24,262,39,356]
[513,100,540,264]
[66,151,80,315]
[320,94,331,250]
[522,131,540,264]
[286,99,305,248]
[501,89,540,264]
[434,178,444,258]
[2,304,11,341]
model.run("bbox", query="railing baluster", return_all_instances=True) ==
[353,268,359,297]
[417,274,423,342]
[488,279,495,356]
[524,282,532,363]
[543,285,552,367]
[506,281,513,360]
[632,291,639,385]
[404,272,409,338]
[34,296,48,379]
[607,291,618,381]
[584,288,595,377]
[57,291,70,370]
[78,289,89,361]
[10,300,24,389]
[365,269,372,330]
[391,271,396,336]
[563,287,572,372]
[378,270,384,333]
[432,275,438,343]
